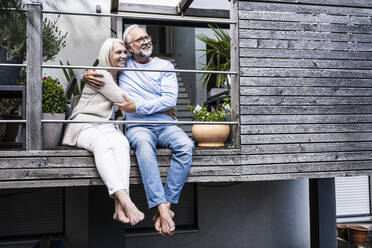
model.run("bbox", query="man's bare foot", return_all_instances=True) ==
[152,202,174,234]
[113,198,129,224]
[156,203,175,235]
[114,189,145,226]
[153,205,175,234]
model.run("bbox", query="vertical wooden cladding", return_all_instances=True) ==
[238,0,372,177]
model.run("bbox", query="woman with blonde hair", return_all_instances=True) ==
[62,38,144,225]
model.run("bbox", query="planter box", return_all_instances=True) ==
[42,113,65,149]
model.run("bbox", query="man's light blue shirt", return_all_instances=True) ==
[118,56,178,126]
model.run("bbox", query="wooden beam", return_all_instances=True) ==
[184,8,229,18]
[26,2,42,150]
[118,2,178,15]
[230,0,240,148]
[0,148,241,157]
[111,0,118,12]
[178,0,193,14]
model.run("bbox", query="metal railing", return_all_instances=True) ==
[0,0,240,150]
[41,120,238,125]
[42,10,237,25]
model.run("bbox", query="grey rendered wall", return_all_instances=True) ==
[172,27,196,104]
[126,180,310,248]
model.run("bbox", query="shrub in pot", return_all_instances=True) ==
[0,97,21,142]
[188,98,231,147]
[42,76,67,149]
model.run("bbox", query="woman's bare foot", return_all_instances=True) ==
[155,203,175,235]
[113,198,130,224]
[114,189,144,226]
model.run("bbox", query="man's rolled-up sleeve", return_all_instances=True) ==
[135,62,178,115]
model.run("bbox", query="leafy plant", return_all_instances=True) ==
[188,98,231,122]
[59,59,99,96]
[0,98,21,116]
[196,24,231,89]
[42,77,67,114]
[0,0,67,62]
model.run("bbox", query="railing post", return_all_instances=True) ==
[230,0,240,148]
[26,0,43,150]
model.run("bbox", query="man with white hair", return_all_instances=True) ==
[84,25,194,236]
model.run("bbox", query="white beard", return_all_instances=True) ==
[133,46,153,58]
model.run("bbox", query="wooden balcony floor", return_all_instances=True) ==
[0,147,242,189]
[2,146,372,189]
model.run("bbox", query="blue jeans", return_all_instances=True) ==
[126,125,194,208]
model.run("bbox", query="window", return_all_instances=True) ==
[335,176,370,218]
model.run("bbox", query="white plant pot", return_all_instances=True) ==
[42,112,65,149]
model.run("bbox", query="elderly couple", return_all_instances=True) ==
[62,25,194,236]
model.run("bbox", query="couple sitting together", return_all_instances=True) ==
[62,24,194,236]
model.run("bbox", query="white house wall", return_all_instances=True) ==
[41,0,111,87]
[189,0,229,10]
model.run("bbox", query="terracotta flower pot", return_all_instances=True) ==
[347,225,368,246]
[192,124,230,147]
[337,224,347,240]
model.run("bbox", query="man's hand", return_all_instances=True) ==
[83,70,105,89]
[114,94,136,113]
[162,107,177,119]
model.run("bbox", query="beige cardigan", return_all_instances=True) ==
[62,70,125,146]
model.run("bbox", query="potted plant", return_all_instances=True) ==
[347,225,369,247]
[0,97,21,142]
[195,25,231,95]
[188,98,231,147]
[0,0,67,85]
[42,76,68,149]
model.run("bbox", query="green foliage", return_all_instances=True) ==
[195,24,231,89]
[188,98,231,122]
[42,16,68,62]
[59,59,99,96]
[0,0,67,62]
[42,77,67,114]
[0,98,21,116]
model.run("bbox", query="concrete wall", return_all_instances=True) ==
[126,180,310,248]
[171,27,196,104]
[65,181,310,248]
[41,0,111,87]
[194,28,214,105]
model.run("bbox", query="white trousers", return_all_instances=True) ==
[76,124,131,196]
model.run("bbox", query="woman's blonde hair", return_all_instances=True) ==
[97,38,125,67]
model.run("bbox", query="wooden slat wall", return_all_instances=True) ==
[239,0,372,179]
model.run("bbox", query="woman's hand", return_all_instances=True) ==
[83,70,105,88]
